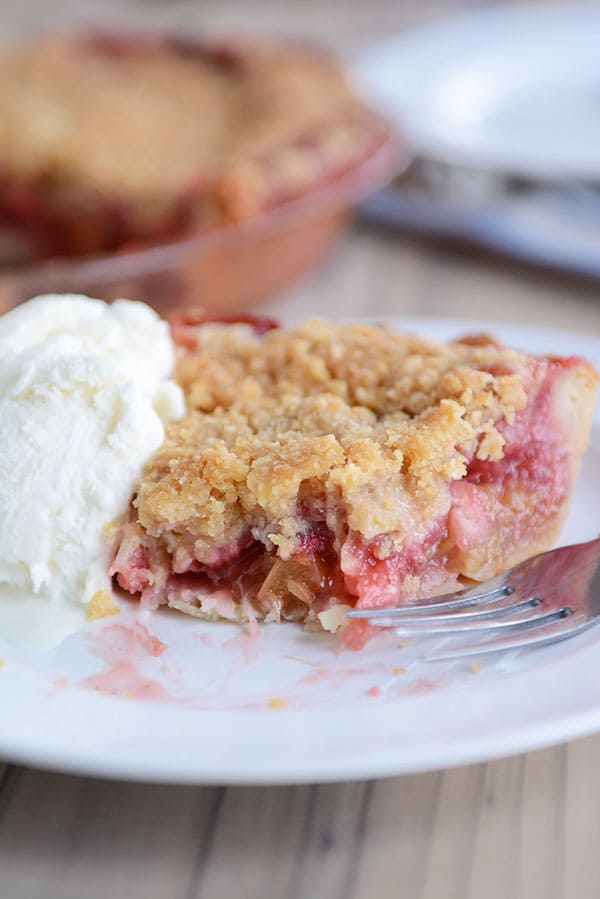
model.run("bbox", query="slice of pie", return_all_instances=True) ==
[0,32,391,257]
[110,316,598,648]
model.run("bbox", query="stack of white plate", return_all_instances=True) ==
[355,3,600,278]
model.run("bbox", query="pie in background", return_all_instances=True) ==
[0,32,391,257]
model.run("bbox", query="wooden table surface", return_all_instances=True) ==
[1,1,599,897]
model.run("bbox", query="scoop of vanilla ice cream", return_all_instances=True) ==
[0,294,184,647]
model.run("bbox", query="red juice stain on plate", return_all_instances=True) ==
[219,620,262,664]
[80,620,170,701]
[80,618,267,709]
[402,678,442,696]
[291,664,373,690]
[195,632,216,647]
[132,618,167,656]
[48,676,70,697]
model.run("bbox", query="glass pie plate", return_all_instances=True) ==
[0,121,400,316]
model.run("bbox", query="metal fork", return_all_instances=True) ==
[346,538,600,661]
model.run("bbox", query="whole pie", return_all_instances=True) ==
[110,315,598,647]
[0,32,390,256]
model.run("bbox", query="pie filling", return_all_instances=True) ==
[110,318,598,647]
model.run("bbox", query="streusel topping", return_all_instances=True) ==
[135,320,529,563]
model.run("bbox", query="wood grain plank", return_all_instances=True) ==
[419,763,487,899]
[0,770,222,899]
[564,735,600,898]
[516,744,567,899]
[288,781,372,899]
[0,766,17,821]
[190,785,313,899]
[257,229,438,323]
[466,755,525,899]
[0,764,9,796]
[421,248,600,333]
[351,771,441,899]
[259,226,600,338]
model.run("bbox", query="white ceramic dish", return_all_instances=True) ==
[356,4,600,180]
[0,318,598,784]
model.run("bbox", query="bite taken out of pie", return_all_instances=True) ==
[110,315,598,648]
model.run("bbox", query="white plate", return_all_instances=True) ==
[356,4,600,180]
[0,319,598,784]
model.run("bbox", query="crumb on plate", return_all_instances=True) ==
[267,696,289,710]
[86,589,121,621]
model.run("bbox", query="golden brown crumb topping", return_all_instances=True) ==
[0,35,372,231]
[135,320,530,564]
